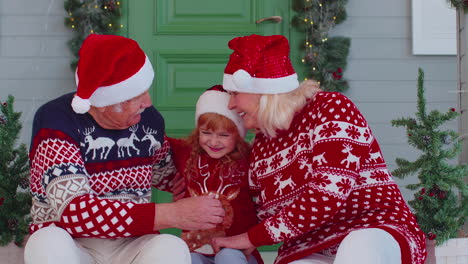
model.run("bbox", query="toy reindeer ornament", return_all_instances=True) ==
[181,156,244,254]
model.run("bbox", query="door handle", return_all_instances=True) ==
[256,16,282,24]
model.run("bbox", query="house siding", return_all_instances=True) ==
[333,0,457,201]
[0,0,458,203]
[0,0,75,146]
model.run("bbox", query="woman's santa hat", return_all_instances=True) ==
[223,34,299,94]
[195,85,246,137]
[72,34,154,114]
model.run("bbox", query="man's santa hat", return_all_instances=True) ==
[72,34,154,114]
[223,34,299,94]
[195,85,246,137]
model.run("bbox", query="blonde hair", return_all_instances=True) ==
[184,113,250,177]
[257,80,321,138]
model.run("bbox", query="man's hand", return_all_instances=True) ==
[155,195,225,230]
[171,172,186,201]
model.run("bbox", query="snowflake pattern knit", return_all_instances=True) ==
[29,93,176,238]
[247,92,426,264]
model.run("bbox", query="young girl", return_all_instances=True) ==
[168,85,263,264]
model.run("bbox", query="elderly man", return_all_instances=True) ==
[24,34,224,264]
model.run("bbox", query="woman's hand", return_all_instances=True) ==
[211,232,254,253]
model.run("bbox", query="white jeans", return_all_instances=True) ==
[290,228,401,264]
[24,225,190,264]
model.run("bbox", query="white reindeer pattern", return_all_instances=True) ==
[81,127,115,160]
[116,125,140,158]
[313,152,327,166]
[340,143,360,169]
[274,174,296,196]
[141,126,161,155]
[367,151,382,163]
[298,157,314,179]
[269,217,289,240]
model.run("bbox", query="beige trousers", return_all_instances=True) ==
[24,225,190,264]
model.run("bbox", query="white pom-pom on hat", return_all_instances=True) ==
[71,96,91,114]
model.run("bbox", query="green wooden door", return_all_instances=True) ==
[127,0,299,137]
[125,0,298,249]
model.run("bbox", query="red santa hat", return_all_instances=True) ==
[72,34,154,114]
[223,34,299,94]
[195,85,246,138]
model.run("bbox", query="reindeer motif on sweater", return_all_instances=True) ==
[168,138,263,263]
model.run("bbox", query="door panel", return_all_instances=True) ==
[128,0,293,137]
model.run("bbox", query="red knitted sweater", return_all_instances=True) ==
[169,138,263,264]
[246,92,426,264]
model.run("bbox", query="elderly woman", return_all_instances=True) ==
[212,34,426,264]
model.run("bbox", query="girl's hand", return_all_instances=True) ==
[212,232,254,252]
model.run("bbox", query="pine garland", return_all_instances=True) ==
[448,0,468,11]
[0,96,31,246]
[391,68,468,245]
[64,0,123,70]
[293,0,350,92]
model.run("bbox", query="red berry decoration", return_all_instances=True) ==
[428,232,436,240]
[0,197,4,206]
[418,196,423,200]
[420,188,426,194]
[451,108,456,112]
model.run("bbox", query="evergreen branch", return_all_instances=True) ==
[390,68,468,244]
[293,0,350,92]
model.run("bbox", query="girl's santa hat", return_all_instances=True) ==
[223,34,299,94]
[72,34,154,114]
[195,85,246,137]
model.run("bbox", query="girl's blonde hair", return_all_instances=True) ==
[257,80,321,138]
[183,113,250,177]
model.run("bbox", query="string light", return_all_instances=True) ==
[296,0,350,92]
[64,0,122,70]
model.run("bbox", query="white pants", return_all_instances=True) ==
[290,228,401,264]
[24,225,190,264]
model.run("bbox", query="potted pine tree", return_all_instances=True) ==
[0,95,31,263]
[391,68,468,263]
